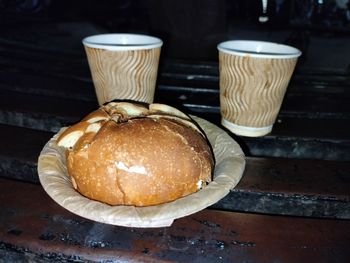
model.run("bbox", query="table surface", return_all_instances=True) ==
[0,22,349,262]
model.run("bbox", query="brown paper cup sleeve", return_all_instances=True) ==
[38,116,246,228]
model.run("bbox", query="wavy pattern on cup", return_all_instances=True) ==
[85,47,107,103]
[220,53,247,124]
[220,53,251,125]
[239,55,255,124]
[219,51,297,128]
[85,46,161,105]
[103,50,135,102]
[136,48,159,102]
[259,57,297,126]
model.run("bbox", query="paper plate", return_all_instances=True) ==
[37,116,245,228]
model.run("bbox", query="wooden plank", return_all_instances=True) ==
[0,67,96,102]
[160,88,350,119]
[0,89,97,132]
[162,59,350,78]
[0,89,349,163]
[241,133,350,161]
[1,56,349,121]
[0,125,52,183]
[214,157,350,219]
[0,42,348,123]
[1,41,350,91]
[239,157,350,198]
[0,178,349,262]
[1,110,349,162]
[160,59,350,89]
[4,87,350,161]
[0,52,89,81]
[1,42,347,143]
[0,124,349,218]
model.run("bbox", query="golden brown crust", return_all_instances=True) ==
[59,102,214,206]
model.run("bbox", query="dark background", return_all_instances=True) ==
[0,0,349,72]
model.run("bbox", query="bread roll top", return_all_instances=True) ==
[57,102,214,206]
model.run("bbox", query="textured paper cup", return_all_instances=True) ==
[218,40,301,137]
[83,34,162,105]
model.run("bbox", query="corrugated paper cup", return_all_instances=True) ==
[218,40,301,137]
[83,33,163,105]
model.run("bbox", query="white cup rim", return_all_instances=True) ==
[218,40,301,59]
[82,33,163,51]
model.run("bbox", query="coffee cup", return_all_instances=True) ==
[217,40,301,137]
[83,33,163,105]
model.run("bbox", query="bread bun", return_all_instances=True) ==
[57,102,214,206]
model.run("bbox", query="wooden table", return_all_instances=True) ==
[0,24,349,262]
